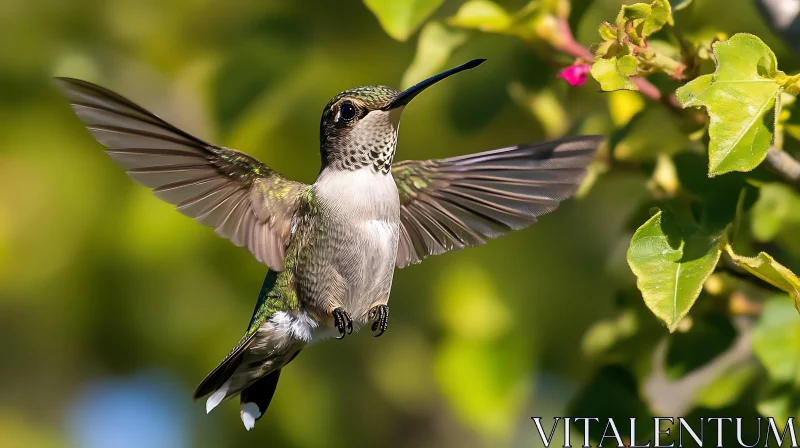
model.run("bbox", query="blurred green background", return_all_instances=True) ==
[0,0,796,447]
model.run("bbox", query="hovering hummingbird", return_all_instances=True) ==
[56,59,601,430]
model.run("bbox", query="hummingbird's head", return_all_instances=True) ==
[319,59,486,173]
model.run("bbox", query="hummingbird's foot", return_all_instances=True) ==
[368,305,389,337]
[332,307,353,339]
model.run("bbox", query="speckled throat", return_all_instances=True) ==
[321,108,400,174]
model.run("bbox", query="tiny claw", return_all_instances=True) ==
[369,305,389,337]
[332,307,352,340]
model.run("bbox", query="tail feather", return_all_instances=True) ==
[193,270,278,403]
[196,271,308,429]
[198,338,301,423]
[193,332,255,401]
[205,379,232,414]
[240,369,282,430]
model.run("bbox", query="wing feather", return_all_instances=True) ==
[392,136,601,268]
[56,77,307,271]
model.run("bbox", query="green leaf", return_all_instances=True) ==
[750,182,800,247]
[448,0,511,33]
[643,0,673,36]
[749,183,800,254]
[592,0,674,86]
[627,209,723,331]
[591,55,638,91]
[581,309,639,358]
[752,298,800,384]
[696,364,758,409]
[614,0,672,44]
[724,244,800,312]
[751,183,800,242]
[401,22,468,89]
[617,3,651,24]
[363,0,444,41]
[676,34,785,176]
[598,22,616,41]
[591,39,617,59]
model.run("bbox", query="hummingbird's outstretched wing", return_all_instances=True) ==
[392,136,602,268]
[56,77,307,271]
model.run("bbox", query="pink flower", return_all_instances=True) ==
[557,64,591,86]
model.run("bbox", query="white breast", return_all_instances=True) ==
[314,168,400,214]
[313,168,401,317]
[367,219,395,247]
[362,217,399,288]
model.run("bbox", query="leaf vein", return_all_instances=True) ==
[714,84,777,166]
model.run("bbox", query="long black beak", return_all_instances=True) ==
[383,58,486,110]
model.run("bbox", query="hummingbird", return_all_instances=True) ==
[56,59,601,430]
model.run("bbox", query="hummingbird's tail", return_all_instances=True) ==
[194,327,305,430]
[194,271,313,430]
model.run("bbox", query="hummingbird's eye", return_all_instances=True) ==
[339,102,357,122]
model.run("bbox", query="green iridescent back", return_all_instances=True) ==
[244,189,319,337]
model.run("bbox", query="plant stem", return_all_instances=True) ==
[555,18,593,61]
[554,18,669,104]
[766,146,800,192]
